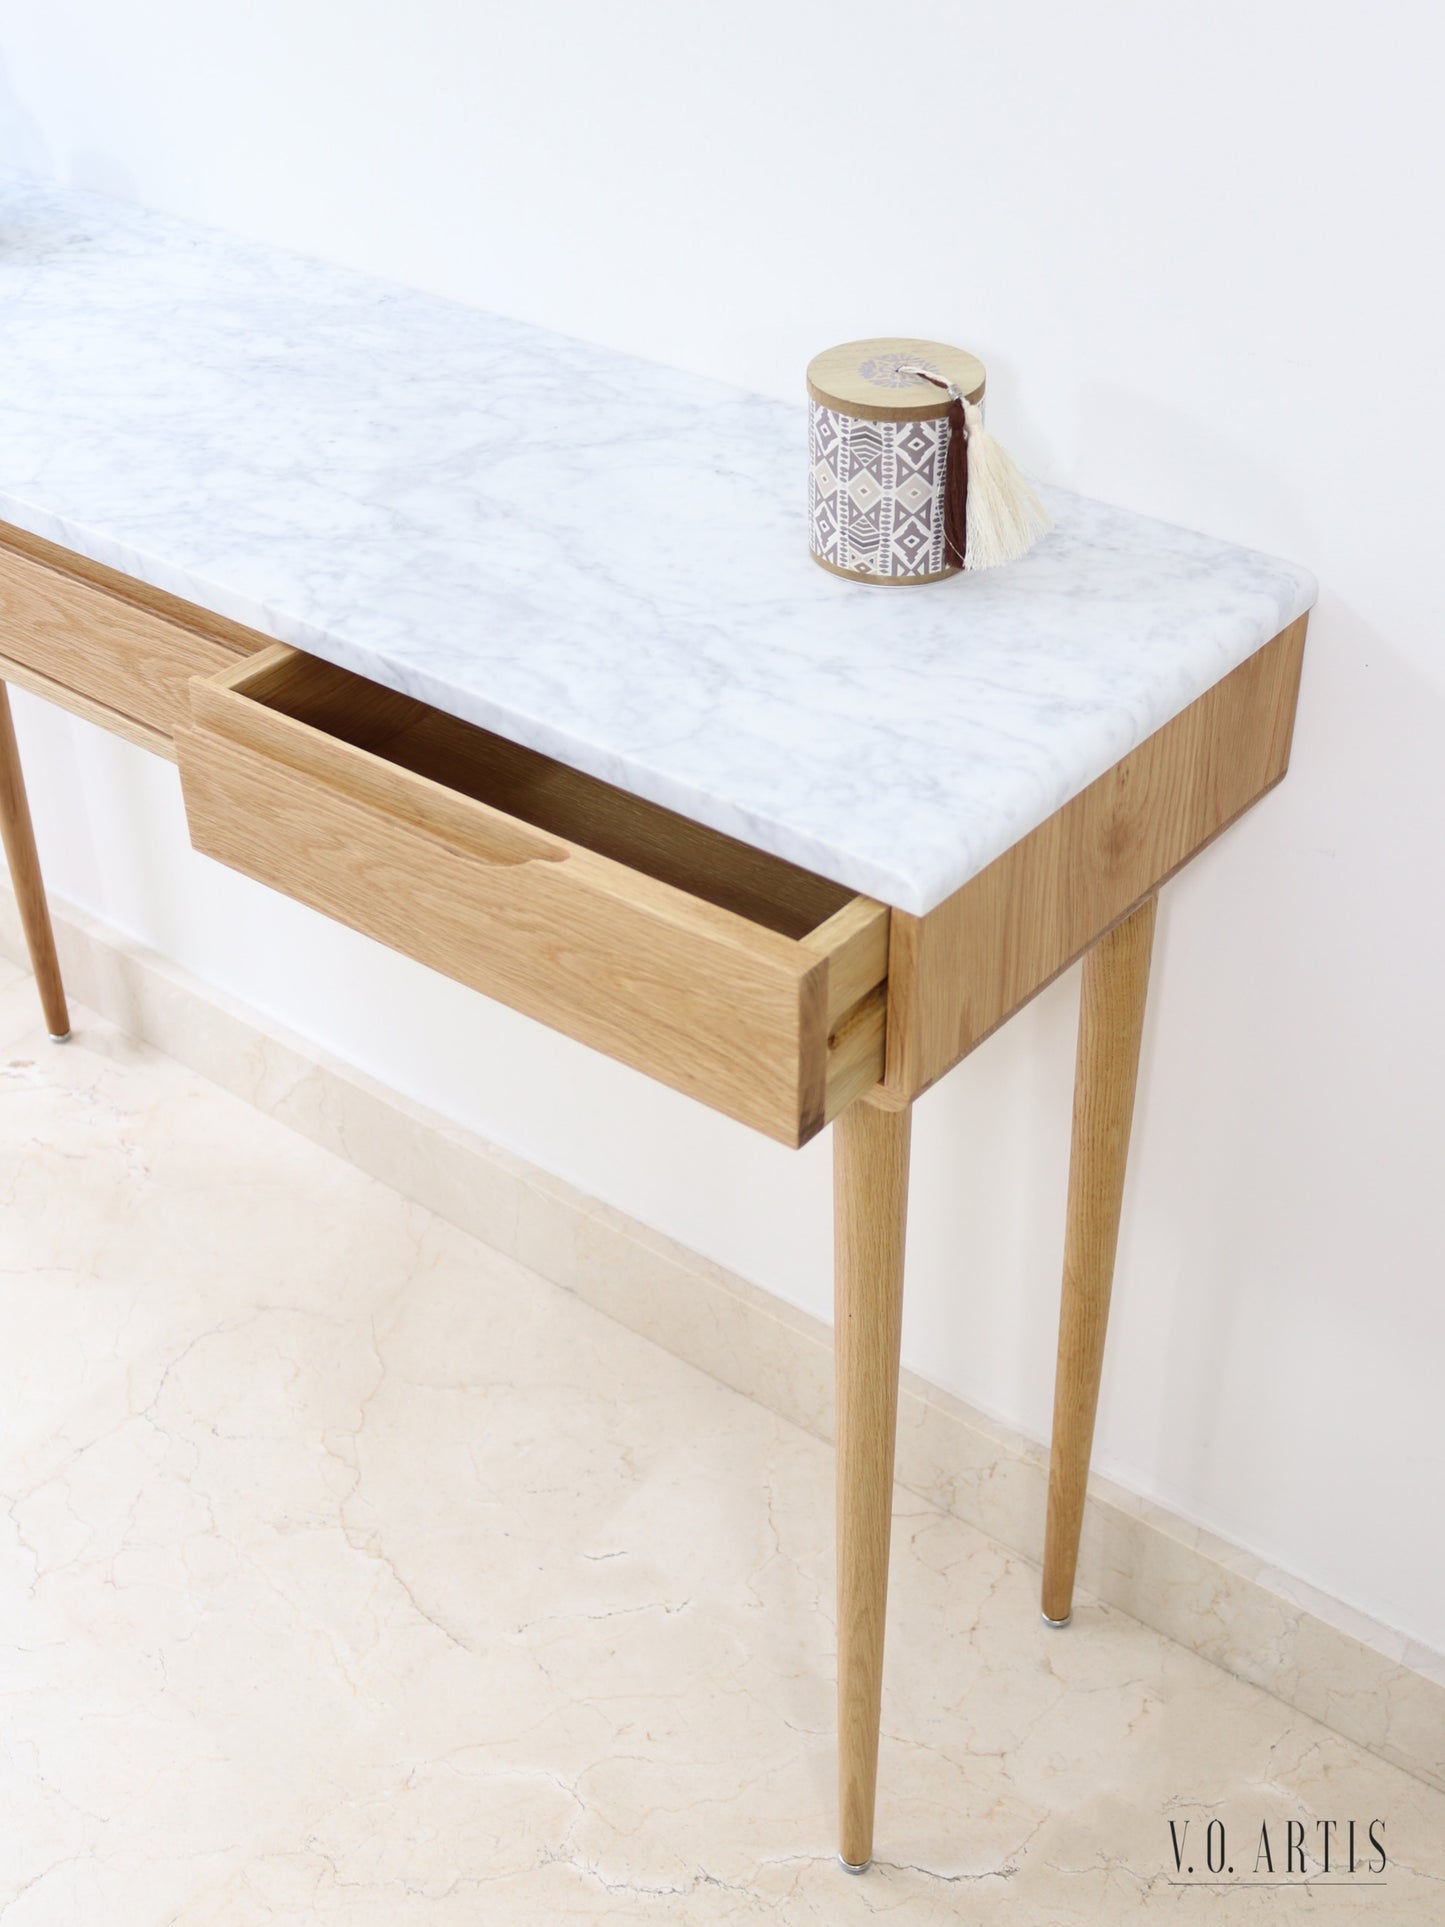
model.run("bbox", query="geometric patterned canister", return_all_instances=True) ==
[806,337,986,583]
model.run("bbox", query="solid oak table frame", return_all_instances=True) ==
[0,518,1306,1871]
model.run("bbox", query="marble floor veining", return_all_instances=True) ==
[2,961,1442,1925]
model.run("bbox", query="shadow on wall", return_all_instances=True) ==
[0,53,51,177]
[1067,377,1316,555]
[1130,601,1445,1593]
[0,53,136,202]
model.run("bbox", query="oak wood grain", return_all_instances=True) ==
[0,534,263,741]
[834,1089,912,1868]
[0,650,173,760]
[1041,895,1157,1624]
[0,682,69,1036]
[202,647,857,942]
[177,651,889,1145]
[0,520,270,654]
[379,708,854,942]
[884,617,1307,1098]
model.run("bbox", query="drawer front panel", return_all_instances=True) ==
[176,689,885,1143]
[0,537,249,739]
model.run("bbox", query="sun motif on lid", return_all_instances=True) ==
[856,353,943,389]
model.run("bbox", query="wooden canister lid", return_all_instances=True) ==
[806,337,986,421]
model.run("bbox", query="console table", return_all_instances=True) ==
[0,174,1314,1872]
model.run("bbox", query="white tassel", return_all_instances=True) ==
[959,396,1052,571]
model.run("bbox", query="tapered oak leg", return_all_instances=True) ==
[1042,895,1157,1625]
[834,1088,912,1872]
[0,684,69,1039]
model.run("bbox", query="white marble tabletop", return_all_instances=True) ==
[0,174,1314,915]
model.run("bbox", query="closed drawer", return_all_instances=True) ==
[0,524,259,740]
[176,646,888,1145]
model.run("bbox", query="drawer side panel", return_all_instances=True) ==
[886,616,1308,1097]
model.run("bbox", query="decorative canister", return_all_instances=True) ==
[806,336,1050,582]
[807,337,984,584]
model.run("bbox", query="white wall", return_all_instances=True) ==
[3,2,1442,1651]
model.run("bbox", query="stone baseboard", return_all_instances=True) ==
[4,883,1441,1794]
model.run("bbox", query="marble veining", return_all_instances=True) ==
[13,880,1442,1807]
[0,175,1315,913]
[4,977,1443,1923]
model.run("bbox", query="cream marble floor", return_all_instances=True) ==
[1,959,1442,1926]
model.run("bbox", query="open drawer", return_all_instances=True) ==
[175,647,888,1145]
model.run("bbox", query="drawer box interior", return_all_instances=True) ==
[231,648,855,939]
[177,647,888,1144]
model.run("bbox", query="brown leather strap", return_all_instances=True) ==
[942,392,968,570]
